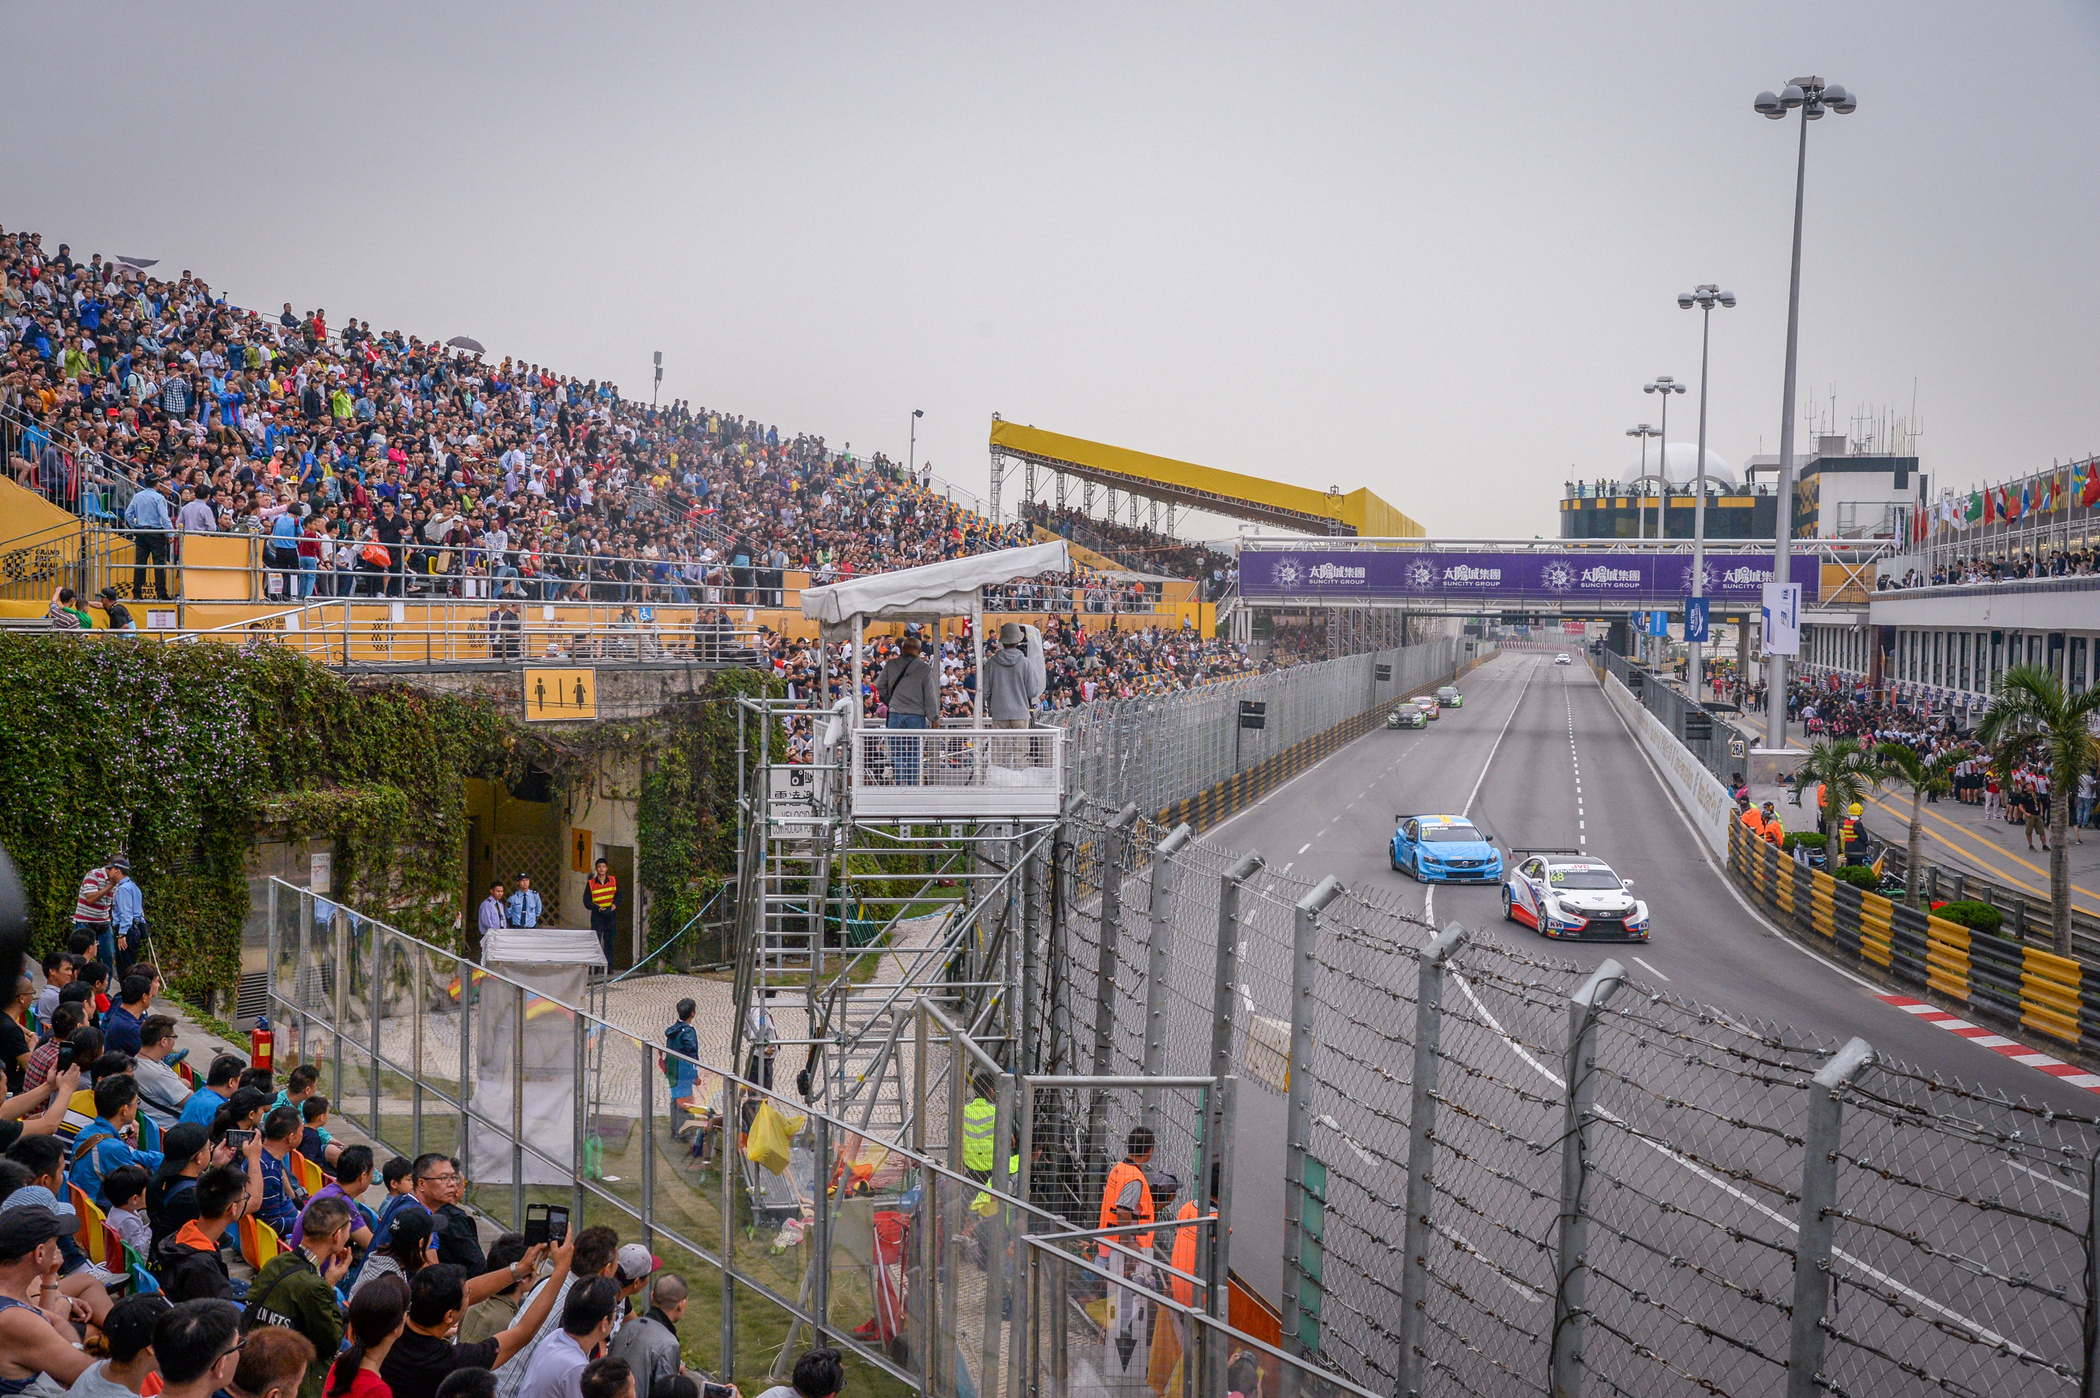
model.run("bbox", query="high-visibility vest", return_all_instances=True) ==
[970,1154,1020,1217]
[588,875,618,912]
[1741,808,1764,836]
[1169,1200,1213,1306]
[961,1097,997,1172]
[1098,1159,1155,1259]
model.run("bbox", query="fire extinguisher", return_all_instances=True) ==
[250,1015,274,1075]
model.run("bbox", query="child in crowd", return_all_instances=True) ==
[301,1095,341,1166]
[371,1155,419,1248]
[103,1163,153,1255]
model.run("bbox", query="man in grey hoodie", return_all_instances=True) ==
[985,623,1041,728]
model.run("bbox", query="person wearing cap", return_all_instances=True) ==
[0,1203,97,1391]
[984,623,1041,729]
[609,1243,658,1333]
[109,857,146,980]
[604,1272,686,1398]
[505,875,542,930]
[93,586,136,634]
[63,1291,168,1398]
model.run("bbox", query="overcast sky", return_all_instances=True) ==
[5,2,2095,539]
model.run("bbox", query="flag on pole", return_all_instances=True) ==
[1965,490,1983,526]
[2083,460,2100,508]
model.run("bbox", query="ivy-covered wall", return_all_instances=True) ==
[0,636,769,1000]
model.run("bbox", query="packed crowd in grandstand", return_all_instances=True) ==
[1018,500,1230,590]
[1878,543,2100,589]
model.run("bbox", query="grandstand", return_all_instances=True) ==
[989,417,1425,541]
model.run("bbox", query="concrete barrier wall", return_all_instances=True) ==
[1601,669,1736,857]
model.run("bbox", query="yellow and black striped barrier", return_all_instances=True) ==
[1156,654,1493,835]
[1726,819,2092,1053]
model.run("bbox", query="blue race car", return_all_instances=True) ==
[1391,814,1504,883]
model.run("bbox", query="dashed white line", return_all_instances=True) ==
[1297,843,1311,855]
[1631,955,1669,981]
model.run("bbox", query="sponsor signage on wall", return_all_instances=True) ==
[1240,549,1819,607]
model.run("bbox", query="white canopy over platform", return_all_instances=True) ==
[801,541,1071,639]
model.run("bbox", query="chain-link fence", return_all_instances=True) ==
[1041,799,2100,1396]
[1045,637,1471,817]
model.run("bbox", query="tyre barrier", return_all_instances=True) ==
[1727,818,2089,1052]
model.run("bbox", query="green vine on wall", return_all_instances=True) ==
[0,636,765,1001]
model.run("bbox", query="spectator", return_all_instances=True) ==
[152,1162,249,1302]
[177,1054,244,1129]
[93,585,136,634]
[0,1064,78,1149]
[0,1203,95,1391]
[324,1275,409,1398]
[605,1273,687,1398]
[301,1095,343,1167]
[458,1235,530,1345]
[254,1105,306,1234]
[226,1326,319,1398]
[70,861,118,967]
[246,1194,355,1398]
[153,1299,246,1398]
[289,1143,375,1253]
[348,1203,433,1305]
[578,1360,631,1398]
[62,1291,168,1398]
[207,1086,270,1147]
[378,1236,577,1398]
[371,1155,419,1248]
[124,477,175,602]
[32,952,73,1032]
[436,1373,498,1398]
[516,1277,620,1398]
[69,1073,165,1204]
[133,1015,192,1128]
[47,586,87,630]
[100,1162,152,1256]
[6,1137,119,1319]
[103,975,151,1057]
[410,1153,485,1272]
[751,1349,843,1398]
[148,1125,259,1255]
[0,976,30,1095]
[493,1226,621,1398]
[271,1063,321,1118]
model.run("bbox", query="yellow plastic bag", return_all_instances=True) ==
[745,1101,802,1176]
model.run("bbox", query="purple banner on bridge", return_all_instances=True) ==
[1238,549,1820,606]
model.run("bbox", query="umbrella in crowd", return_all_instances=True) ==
[445,335,485,353]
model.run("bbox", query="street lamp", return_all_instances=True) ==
[1678,285,1736,701]
[1753,74,1857,750]
[1625,425,1660,540]
[1644,377,1685,667]
[652,351,663,408]
[908,408,924,481]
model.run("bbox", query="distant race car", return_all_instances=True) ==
[1554,653,1573,666]
[1387,705,1427,729]
[1502,851,1650,941]
[1436,685,1463,708]
[1391,814,1503,883]
[1419,696,1441,720]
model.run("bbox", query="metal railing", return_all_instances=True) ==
[848,727,1064,817]
[1601,647,1747,785]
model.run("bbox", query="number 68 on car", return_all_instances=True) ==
[1502,851,1650,941]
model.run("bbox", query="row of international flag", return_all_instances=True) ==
[1915,458,2100,540]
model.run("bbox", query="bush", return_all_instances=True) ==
[1782,832,1827,852]
[1833,865,1880,889]
[1935,900,2004,936]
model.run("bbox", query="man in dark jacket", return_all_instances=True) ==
[244,1196,353,1398]
[156,1164,247,1302]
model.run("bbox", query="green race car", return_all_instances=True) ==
[1436,685,1464,709]
[1387,705,1428,729]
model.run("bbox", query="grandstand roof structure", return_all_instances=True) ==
[989,419,1424,538]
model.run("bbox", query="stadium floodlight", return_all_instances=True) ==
[1753,74,1857,752]
[1678,286,1738,702]
[909,408,925,480]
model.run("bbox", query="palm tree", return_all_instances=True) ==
[1978,664,2100,955]
[1874,742,1960,909]
[1787,738,1883,862]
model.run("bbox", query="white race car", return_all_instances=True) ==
[1554,653,1573,666]
[1502,851,1649,941]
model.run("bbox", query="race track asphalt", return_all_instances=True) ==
[1204,648,2100,1304]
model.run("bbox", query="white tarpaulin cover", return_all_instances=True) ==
[469,929,600,1185]
[801,542,1071,638]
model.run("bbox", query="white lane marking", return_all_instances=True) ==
[1448,960,2038,1364]
[1297,843,1311,855]
[1630,955,1669,981]
[1463,656,1535,817]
